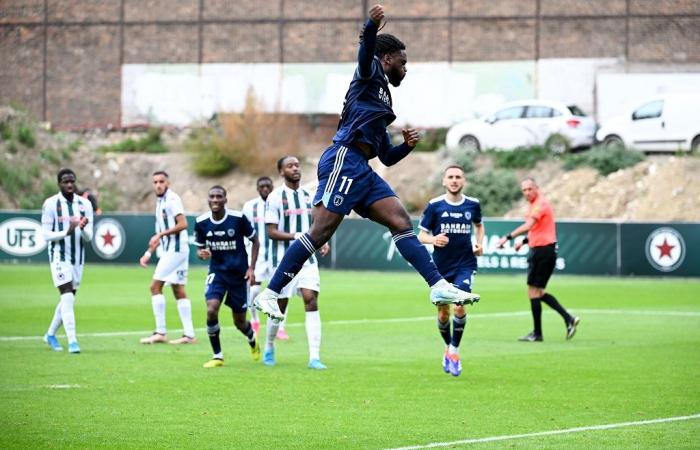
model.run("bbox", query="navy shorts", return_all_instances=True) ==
[441,266,477,292]
[313,143,397,217]
[204,271,248,313]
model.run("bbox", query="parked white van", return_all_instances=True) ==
[596,94,700,152]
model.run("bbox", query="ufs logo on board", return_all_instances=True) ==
[645,227,685,272]
[0,218,47,256]
[92,218,126,260]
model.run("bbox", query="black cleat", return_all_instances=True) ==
[566,316,580,340]
[518,332,543,342]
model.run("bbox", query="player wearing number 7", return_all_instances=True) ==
[254,3,480,321]
[194,186,261,368]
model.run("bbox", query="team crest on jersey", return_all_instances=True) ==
[333,194,344,207]
[645,227,685,272]
[227,229,235,237]
[378,86,391,106]
[465,211,472,220]
[92,218,126,260]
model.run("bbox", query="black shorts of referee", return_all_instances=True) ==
[527,243,557,288]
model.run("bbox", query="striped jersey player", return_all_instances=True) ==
[42,168,94,354]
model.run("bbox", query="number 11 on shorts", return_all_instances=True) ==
[338,176,353,194]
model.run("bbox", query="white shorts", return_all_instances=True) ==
[153,251,189,285]
[254,259,273,283]
[276,263,320,299]
[50,261,84,289]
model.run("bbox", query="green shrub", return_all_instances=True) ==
[490,145,551,169]
[451,151,476,174]
[0,122,11,141]
[563,145,645,175]
[18,180,56,210]
[185,128,234,177]
[465,169,522,216]
[0,159,34,198]
[98,185,120,212]
[413,128,448,153]
[16,124,35,148]
[40,148,61,164]
[98,128,168,153]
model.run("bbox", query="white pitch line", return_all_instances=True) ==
[1,309,698,342]
[384,413,700,450]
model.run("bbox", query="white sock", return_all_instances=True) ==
[151,294,166,334]
[448,344,459,355]
[176,298,195,338]
[305,310,322,361]
[279,308,288,331]
[265,316,280,351]
[59,292,76,343]
[213,352,223,360]
[249,284,260,322]
[431,278,448,288]
[47,302,62,336]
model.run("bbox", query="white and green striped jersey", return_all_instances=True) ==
[242,196,269,265]
[41,192,94,264]
[264,184,316,268]
[155,189,189,254]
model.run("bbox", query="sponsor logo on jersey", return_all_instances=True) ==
[206,231,213,237]
[449,212,462,218]
[214,230,225,236]
[378,86,391,106]
[92,218,126,260]
[645,227,685,272]
[441,211,449,218]
[440,223,472,234]
[0,218,47,257]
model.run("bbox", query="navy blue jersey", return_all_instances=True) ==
[193,209,255,276]
[333,19,411,165]
[419,195,482,274]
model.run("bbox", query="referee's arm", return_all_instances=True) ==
[497,217,535,248]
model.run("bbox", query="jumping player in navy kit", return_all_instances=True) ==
[194,186,261,368]
[254,4,480,320]
[419,166,484,377]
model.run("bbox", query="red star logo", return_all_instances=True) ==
[656,238,674,259]
[101,229,116,247]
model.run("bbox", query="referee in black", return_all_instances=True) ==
[498,178,580,341]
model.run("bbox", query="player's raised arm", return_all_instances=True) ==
[358,4,384,78]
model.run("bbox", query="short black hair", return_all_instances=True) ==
[375,34,405,58]
[277,155,296,172]
[209,185,227,196]
[152,170,169,178]
[444,165,465,174]
[57,168,76,183]
[257,176,273,185]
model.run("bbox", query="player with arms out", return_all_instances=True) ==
[418,166,484,377]
[254,4,479,319]
[42,168,94,354]
[194,186,261,368]
[139,171,197,345]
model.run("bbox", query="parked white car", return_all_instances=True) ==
[445,100,596,153]
[596,94,700,152]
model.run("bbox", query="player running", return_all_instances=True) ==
[194,186,261,368]
[418,166,484,377]
[254,4,479,320]
[42,168,94,354]
[139,171,197,345]
[263,156,330,369]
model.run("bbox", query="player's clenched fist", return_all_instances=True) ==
[403,128,421,148]
[369,4,384,24]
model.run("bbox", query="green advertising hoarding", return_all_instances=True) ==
[0,211,698,277]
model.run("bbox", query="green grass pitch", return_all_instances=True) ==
[1,264,699,449]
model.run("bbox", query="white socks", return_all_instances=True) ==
[176,298,195,338]
[248,284,260,322]
[47,302,62,336]
[151,294,166,334]
[305,310,322,361]
[265,316,281,351]
[59,292,76,343]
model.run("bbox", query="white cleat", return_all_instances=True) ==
[253,288,284,321]
[430,280,481,306]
